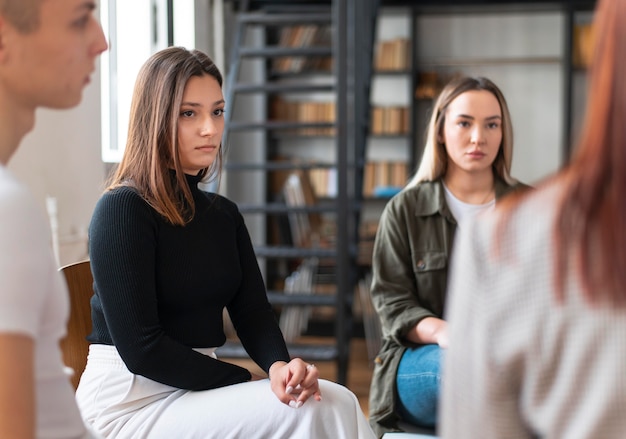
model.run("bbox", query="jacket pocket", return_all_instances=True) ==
[413,251,447,273]
[412,251,447,316]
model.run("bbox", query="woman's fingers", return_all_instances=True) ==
[273,359,323,408]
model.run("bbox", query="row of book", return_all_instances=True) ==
[363,160,408,198]
[272,24,333,73]
[273,27,410,74]
[270,98,411,136]
[374,38,411,71]
[306,160,408,198]
[371,105,410,135]
[270,98,336,136]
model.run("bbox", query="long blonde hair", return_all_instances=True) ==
[106,47,223,226]
[408,76,516,187]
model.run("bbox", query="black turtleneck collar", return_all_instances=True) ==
[184,171,204,190]
[168,169,204,193]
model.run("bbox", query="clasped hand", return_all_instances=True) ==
[265,359,322,408]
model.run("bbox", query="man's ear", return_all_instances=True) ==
[0,15,4,48]
[0,16,8,60]
[0,15,17,62]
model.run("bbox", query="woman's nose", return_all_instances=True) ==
[471,126,486,144]
[200,118,216,136]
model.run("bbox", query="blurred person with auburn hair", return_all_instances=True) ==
[441,0,626,437]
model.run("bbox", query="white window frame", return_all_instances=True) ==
[100,0,196,163]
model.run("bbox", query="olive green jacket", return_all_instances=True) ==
[368,177,526,438]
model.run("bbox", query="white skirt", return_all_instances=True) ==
[76,345,375,439]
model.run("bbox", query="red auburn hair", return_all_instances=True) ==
[553,0,626,304]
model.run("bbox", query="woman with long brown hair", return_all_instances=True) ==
[76,47,375,438]
[441,0,626,437]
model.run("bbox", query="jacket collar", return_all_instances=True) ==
[413,179,447,217]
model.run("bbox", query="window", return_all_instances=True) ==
[100,0,195,162]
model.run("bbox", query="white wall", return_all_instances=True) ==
[8,65,105,267]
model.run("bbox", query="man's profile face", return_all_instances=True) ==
[1,0,108,110]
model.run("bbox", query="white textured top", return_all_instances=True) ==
[442,181,626,439]
[0,165,88,439]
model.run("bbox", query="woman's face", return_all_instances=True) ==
[177,74,225,175]
[441,89,502,177]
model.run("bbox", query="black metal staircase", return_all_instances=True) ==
[217,0,379,385]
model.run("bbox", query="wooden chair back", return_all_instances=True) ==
[59,260,93,390]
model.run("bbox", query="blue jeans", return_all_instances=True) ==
[395,344,442,428]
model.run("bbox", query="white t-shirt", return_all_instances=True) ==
[443,183,495,227]
[0,165,89,439]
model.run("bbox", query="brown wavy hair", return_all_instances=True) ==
[106,47,223,226]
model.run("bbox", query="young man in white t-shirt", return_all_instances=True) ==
[0,1,107,437]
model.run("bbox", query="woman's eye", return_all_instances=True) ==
[181,110,194,117]
[213,108,225,117]
[458,120,470,128]
[488,122,500,129]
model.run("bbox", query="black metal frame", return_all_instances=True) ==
[220,0,380,385]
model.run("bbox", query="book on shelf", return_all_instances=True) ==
[387,107,403,134]
[362,160,408,197]
[371,107,385,135]
[270,97,336,136]
[308,25,333,71]
[289,24,318,72]
[572,23,594,69]
[374,38,411,71]
[370,105,409,135]
[282,169,322,248]
[273,24,333,74]
[308,167,338,198]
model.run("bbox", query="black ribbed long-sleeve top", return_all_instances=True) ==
[87,173,291,390]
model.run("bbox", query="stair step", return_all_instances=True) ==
[237,11,331,26]
[238,203,336,215]
[254,246,337,259]
[238,46,332,58]
[225,161,336,172]
[216,340,338,361]
[226,120,335,132]
[232,82,334,94]
[266,291,337,306]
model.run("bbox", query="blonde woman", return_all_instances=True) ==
[368,76,527,437]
